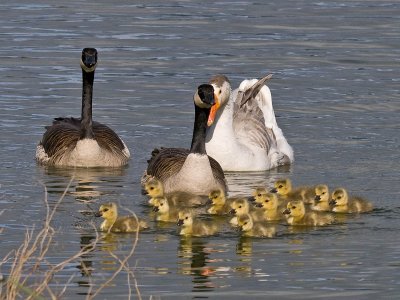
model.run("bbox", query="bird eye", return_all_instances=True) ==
[258,193,261,197]
[239,205,242,208]
[322,192,325,195]
[244,222,248,225]
[219,90,222,95]
[103,208,109,212]
[185,216,189,219]
[265,200,269,203]
[292,206,296,209]
[279,185,283,188]
[160,203,164,206]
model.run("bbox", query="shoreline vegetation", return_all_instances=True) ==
[0,177,142,300]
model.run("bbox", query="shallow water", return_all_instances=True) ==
[0,0,399,298]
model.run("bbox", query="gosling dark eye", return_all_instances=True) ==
[150,187,154,190]
[103,208,109,212]
[185,216,189,219]
[265,200,269,203]
[322,192,325,195]
[219,90,222,95]
[292,206,296,209]
[258,194,261,197]
[160,203,164,206]
[238,205,242,208]
[338,196,342,200]
[279,185,283,188]
[244,222,248,225]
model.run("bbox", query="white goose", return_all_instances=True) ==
[205,74,293,171]
[142,84,227,196]
[36,48,130,167]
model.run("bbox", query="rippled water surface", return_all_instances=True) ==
[1,0,399,298]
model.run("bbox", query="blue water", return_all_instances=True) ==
[0,0,399,298]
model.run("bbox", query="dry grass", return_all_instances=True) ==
[0,177,142,299]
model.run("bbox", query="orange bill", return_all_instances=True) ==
[207,94,220,126]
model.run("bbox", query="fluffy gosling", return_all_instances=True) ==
[254,192,283,221]
[96,202,148,233]
[237,214,276,238]
[207,188,235,215]
[229,198,264,226]
[283,200,334,226]
[329,188,373,213]
[311,184,331,212]
[270,178,315,204]
[177,210,218,237]
[144,177,205,207]
[152,197,181,222]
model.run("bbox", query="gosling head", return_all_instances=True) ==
[252,187,269,204]
[144,178,164,198]
[80,48,98,73]
[270,178,292,195]
[177,209,193,227]
[330,188,349,206]
[229,198,249,215]
[95,202,117,221]
[314,184,329,203]
[255,192,278,210]
[152,197,169,213]
[282,200,305,217]
[207,188,225,206]
[237,214,254,232]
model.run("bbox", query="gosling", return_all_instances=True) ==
[152,197,181,222]
[229,198,264,226]
[96,202,148,233]
[329,188,373,213]
[237,214,276,238]
[207,188,234,215]
[177,209,218,237]
[144,177,205,207]
[283,200,334,226]
[254,192,283,221]
[311,184,331,212]
[270,178,315,204]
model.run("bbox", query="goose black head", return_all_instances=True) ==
[194,84,216,108]
[80,48,98,72]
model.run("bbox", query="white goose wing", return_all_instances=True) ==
[232,75,294,164]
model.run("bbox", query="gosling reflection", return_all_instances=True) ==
[177,237,216,292]
[235,236,253,276]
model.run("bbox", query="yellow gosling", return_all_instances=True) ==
[311,184,331,212]
[152,197,181,222]
[283,200,334,226]
[270,178,315,204]
[254,192,283,221]
[229,198,263,226]
[177,210,218,237]
[144,177,205,207]
[207,188,234,215]
[237,214,276,238]
[330,188,373,213]
[96,202,148,233]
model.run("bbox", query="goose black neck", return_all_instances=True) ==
[190,105,210,154]
[80,70,95,139]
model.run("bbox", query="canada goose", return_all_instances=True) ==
[283,200,334,226]
[95,202,147,233]
[36,48,130,167]
[254,192,283,221]
[270,178,315,204]
[237,214,276,238]
[142,84,227,196]
[152,197,180,222]
[204,74,293,171]
[311,184,331,212]
[329,188,373,213]
[229,198,264,226]
[143,177,206,207]
[177,209,218,237]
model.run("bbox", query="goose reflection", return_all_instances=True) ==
[38,166,127,203]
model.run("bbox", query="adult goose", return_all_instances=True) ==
[35,48,130,167]
[204,74,293,171]
[142,84,227,196]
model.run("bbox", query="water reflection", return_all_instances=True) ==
[235,236,253,277]
[177,236,216,292]
[38,166,127,202]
